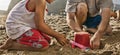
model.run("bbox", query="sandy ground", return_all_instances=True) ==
[0,14,120,55]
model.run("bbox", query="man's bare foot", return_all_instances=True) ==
[90,32,102,49]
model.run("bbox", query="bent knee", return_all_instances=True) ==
[77,3,88,13]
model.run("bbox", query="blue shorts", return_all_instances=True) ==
[83,15,101,28]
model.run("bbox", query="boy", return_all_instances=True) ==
[65,0,113,49]
[0,0,69,51]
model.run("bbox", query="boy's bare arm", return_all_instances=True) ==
[34,0,69,45]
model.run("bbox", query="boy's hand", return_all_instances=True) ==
[55,34,69,46]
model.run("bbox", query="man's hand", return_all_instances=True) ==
[90,8,111,49]
[90,32,102,49]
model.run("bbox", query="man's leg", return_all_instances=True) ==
[86,24,112,35]
[75,3,88,31]
[86,25,112,35]
[66,12,82,32]
[85,28,97,34]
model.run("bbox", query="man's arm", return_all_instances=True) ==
[90,8,111,49]
[97,8,111,34]
[34,0,68,45]
[90,0,113,49]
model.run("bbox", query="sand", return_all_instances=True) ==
[0,15,120,55]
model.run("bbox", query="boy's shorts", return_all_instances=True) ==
[17,29,51,48]
[83,15,101,28]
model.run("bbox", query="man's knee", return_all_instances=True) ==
[77,3,88,14]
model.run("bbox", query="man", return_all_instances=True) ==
[65,0,113,49]
[0,0,69,51]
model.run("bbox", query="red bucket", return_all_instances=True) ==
[72,32,90,48]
